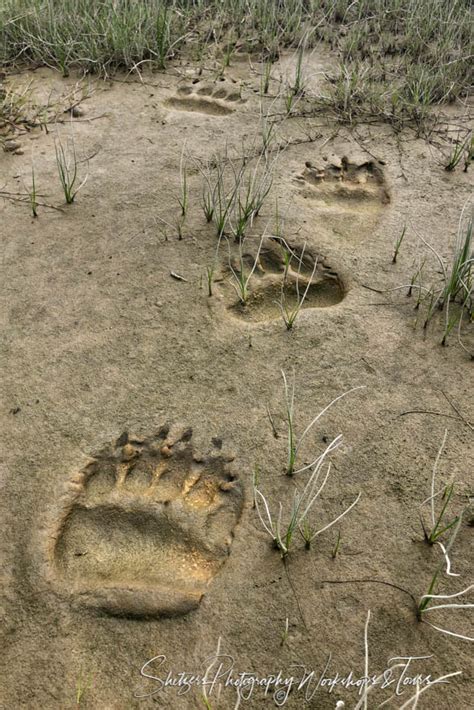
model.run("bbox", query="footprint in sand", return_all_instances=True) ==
[295,155,390,207]
[51,426,243,617]
[292,154,390,244]
[218,237,345,324]
[165,78,244,116]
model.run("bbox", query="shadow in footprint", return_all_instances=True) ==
[222,239,345,324]
[231,278,344,323]
[295,155,390,207]
[165,79,244,116]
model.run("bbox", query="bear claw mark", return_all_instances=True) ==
[165,79,244,116]
[50,427,244,618]
[295,155,390,206]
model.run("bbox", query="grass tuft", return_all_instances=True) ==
[54,127,87,204]
[1,1,470,131]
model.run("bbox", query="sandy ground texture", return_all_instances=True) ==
[1,52,473,709]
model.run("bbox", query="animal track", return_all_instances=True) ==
[295,155,390,207]
[220,238,345,323]
[165,79,244,116]
[51,426,243,617]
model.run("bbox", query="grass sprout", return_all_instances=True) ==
[332,530,342,559]
[418,582,474,641]
[445,130,473,172]
[231,154,275,241]
[199,153,238,238]
[205,265,214,297]
[287,32,309,99]
[201,179,215,224]
[392,224,407,264]
[177,144,188,239]
[276,243,318,330]
[178,144,188,218]
[419,431,465,569]
[25,161,38,217]
[75,665,94,706]
[226,233,265,305]
[254,447,361,558]
[416,515,473,641]
[393,203,473,354]
[204,234,223,297]
[197,139,278,241]
[201,637,227,709]
[281,369,363,475]
[261,56,272,95]
[54,128,87,204]
[254,376,362,557]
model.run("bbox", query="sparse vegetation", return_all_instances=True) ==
[445,130,473,172]
[198,147,277,241]
[177,145,188,239]
[54,128,87,204]
[418,579,474,641]
[276,243,318,330]
[1,3,472,707]
[416,513,473,641]
[419,431,463,549]
[281,369,363,476]
[254,372,362,556]
[75,665,94,706]
[25,162,38,217]
[1,1,471,130]
[392,224,407,264]
[390,203,473,355]
[226,233,265,305]
[254,444,361,557]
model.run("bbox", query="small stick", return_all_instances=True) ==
[50,113,109,124]
[266,405,279,439]
[397,409,467,423]
[0,192,64,212]
[321,578,417,607]
[360,283,385,294]
[170,271,188,282]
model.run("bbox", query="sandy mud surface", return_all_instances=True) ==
[1,54,472,708]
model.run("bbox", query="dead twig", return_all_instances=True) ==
[50,113,110,125]
[322,578,417,607]
[397,409,470,426]
[170,271,188,282]
[0,190,64,212]
[439,390,474,432]
[266,405,279,439]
